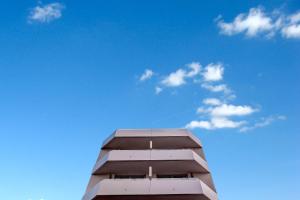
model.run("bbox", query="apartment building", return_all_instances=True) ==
[82,129,218,200]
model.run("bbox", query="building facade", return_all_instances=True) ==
[82,129,218,200]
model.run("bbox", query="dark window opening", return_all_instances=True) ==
[157,174,189,178]
[114,174,146,179]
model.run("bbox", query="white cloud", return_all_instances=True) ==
[155,86,163,94]
[202,63,224,82]
[161,62,201,87]
[226,94,237,101]
[185,120,213,130]
[281,11,300,38]
[28,2,64,23]
[211,117,246,128]
[190,102,255,130]
[289,12,300,23]
[137,60,283,132]
[211,104,257,117]
[193,96,284,132]
[197,107,210,114]
[185,117,245,130]
[186,62,201,77]
[139,69,154,81]
[217,7,300,39]
[201,83,231,94]
[203,98,222,106]
[282,24,300,38]
[161,69,186,87]
[196,103,256,117]
[240,115,286,132]
[217,7,274,37]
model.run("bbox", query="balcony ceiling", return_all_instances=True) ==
[102,129,202,150]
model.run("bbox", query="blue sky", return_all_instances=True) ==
[0,0,299,200]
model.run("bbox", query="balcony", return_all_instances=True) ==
[92,149,209,175]
[102,129,202,150]
[82,178,217,200]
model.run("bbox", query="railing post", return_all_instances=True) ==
[149,166,152,179]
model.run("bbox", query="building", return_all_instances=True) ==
[82,129,218,200]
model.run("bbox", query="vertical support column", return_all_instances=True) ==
[149,140,153,179]
[149,166,152,179]
[111,174,115,179]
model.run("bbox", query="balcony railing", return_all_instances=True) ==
[92,149,209,175]
[82,178,217,200]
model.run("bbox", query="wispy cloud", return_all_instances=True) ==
[186,62,202,77]
[198,63,236,99]
[161,69,187,87]
[28,2,64,23]
[201,83,231,94]
[203,98,222,106]
[216,6,300,39]
[155,86,163,95]
[239,115,286,132]
[139,69,154,81]
[161,62,201,87]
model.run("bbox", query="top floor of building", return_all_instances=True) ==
[101,128,203,150]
